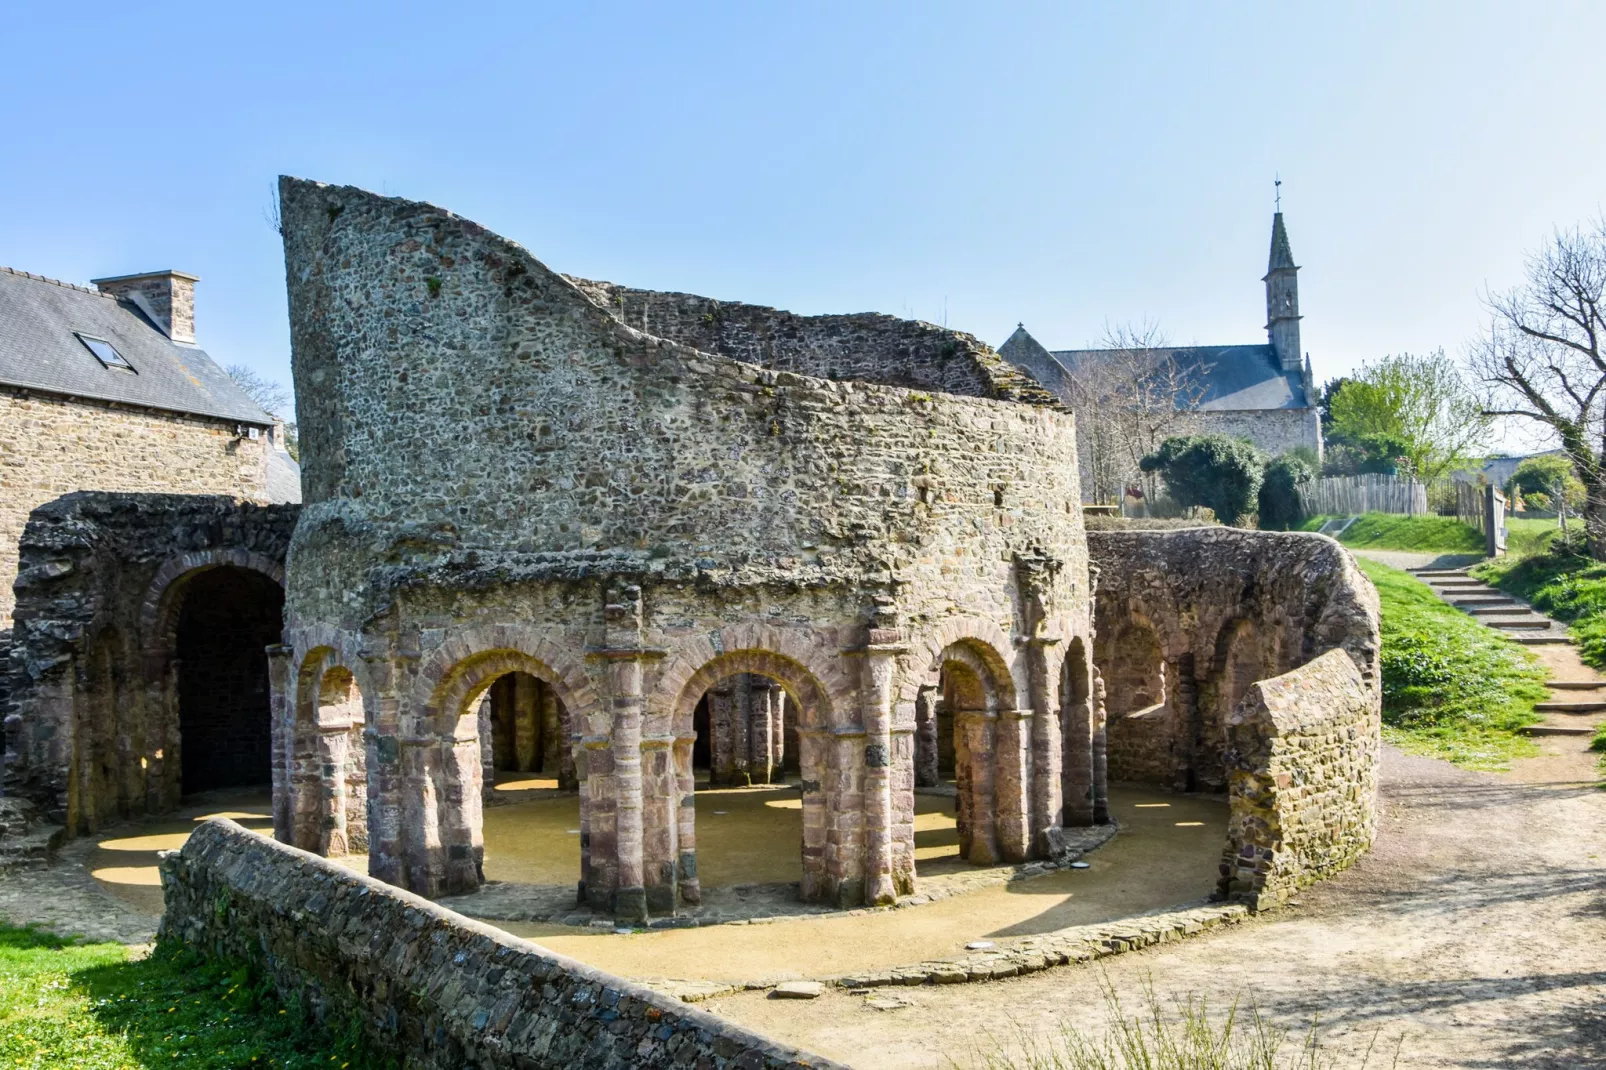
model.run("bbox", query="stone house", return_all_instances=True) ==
[999,213,1324,502]
[0,265,299,805]
[0,267,300,631]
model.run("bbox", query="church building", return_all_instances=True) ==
[999,212,1323,504]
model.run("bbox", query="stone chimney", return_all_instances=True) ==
[92,270,199,345]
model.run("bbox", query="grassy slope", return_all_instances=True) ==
[1301,513,1485,552]
[0,925,388,1070]
[1357,557,1547,769]
[1476,548,1606,671]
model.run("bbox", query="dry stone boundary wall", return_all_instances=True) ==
[1219,648,1379,908]
[160,819,845,1070]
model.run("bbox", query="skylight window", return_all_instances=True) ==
[76,333,134,371]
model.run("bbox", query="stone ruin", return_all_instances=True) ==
[4,177,1381,932]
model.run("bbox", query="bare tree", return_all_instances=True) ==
[1067,319,1209,509]
[1471,221,1606,557]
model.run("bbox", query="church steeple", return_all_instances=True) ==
[1264,209,1302,373]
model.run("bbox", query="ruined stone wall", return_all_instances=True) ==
[0,389,271,631]
[1089,528,1378,794]
[567,277,1055,405]
[160,818,844,1070]
[4,492,296,833]
[1218,648,1379,908]
[276,178,1095,917]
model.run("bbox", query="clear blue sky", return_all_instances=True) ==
[6,1,1605,435]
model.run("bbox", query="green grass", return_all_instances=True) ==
[1357,558,1547,769]
[0,924,389,1070]
[1301,513,1484,553]
[1504,516,1563,558]
[1475,546,1606,671]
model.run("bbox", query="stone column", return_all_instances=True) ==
[1025,635,1063,853]
[674,738,699,904]
[266,645,293,843]
[514,673,540,772]
[289,679,323,853]
[957,710,999,864]
[1062,646,1096,828]
[708,685,735,786]
[318,721,350,855]
[344,719,368,852]
[364,651,407,890]
[732,674,754,785]
[477,694,496,802]
[914,686,939,788]
[540,685,563,776]
[1092,673,1110,824]
[798,728,828,900]
[994,708,1033,863]
[597,582,651,923]
[749,679,778,785]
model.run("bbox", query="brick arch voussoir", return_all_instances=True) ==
[140,548,286,656]
[665,646,836,736]
[901,617,1020,708]
[416,625,594,736]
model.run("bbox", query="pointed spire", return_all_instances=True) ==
[1268,212,1296,272]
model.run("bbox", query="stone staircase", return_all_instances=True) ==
[1410,566,1602,739]
[0,797,64,872]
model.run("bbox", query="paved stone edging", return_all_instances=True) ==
[828,900,1248,989]
[636,898,1247,1002]
[448,823,1120,930]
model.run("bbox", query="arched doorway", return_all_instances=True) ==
[1098,620,1170,786]
[686,672,803,889]
[175,566,284,795]
[480,670,574,794]
[689,673,789,787]
[296,661,367,856]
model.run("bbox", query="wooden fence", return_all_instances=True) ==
[1299,474,1429,518]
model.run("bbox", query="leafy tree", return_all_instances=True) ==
[1140,434,1266,526]
[1472,220,1606,558]
[1506,454,1585,511]
[1259,452,1317,530]
[1328,350,1490,484]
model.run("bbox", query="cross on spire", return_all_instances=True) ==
[1275,174,1282,213]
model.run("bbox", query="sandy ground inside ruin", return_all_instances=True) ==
[64,777,1226,985]
[7,644,1605,1067]
[700,689,1606,1068]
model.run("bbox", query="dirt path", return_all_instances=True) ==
[700,743,1606,1068]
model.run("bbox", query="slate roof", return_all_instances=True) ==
[0,267,273,425]
[266,448,303,505]
[1052,343,1309,411]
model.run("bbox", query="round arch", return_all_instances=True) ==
[668,648,834,738]
[139,548,285,659]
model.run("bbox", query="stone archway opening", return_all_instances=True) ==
[1098,620,1172,787]
[478,670,576,795]
[912,639,1015,875]
[174,566,284,796]
[684,671,803,891]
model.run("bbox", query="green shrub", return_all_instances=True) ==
[1258,452,1317,530]
[1140,435,1266,527]
[1505,454,1584,510]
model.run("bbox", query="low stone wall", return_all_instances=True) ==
[160,819,844,1070]
[1218,649,1379,909]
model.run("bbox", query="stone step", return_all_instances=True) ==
[1546,680,1606,691]
[1520,724,1599,737]
[1432,582,1493,591]
[1464,604,1526,614]
[1487,618,1560,630]
[1414,569,1473,578]
[1536,700,1606,713]
[1513,635,1575,645]
[0,824,64,873]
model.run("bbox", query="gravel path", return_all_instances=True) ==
[704,743,1606,1068]
[1348,548,1488,571]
